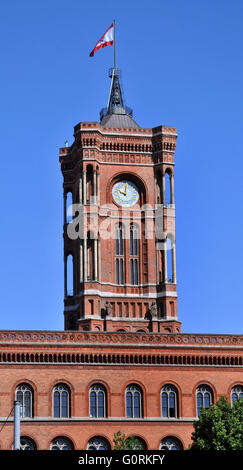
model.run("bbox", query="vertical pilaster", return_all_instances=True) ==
[79,176,83,204]
[94,238,98,280]
[162,172,166,206]
[83,237,87,282]
[172,243,177,283]
[93,169,97,204]
[83,170,87,205]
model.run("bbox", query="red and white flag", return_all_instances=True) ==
[89,23,114,57]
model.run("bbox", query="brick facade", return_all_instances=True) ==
[0,77,242,450]
[0,330,242,449]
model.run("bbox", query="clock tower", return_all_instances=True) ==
[59,68,181,333]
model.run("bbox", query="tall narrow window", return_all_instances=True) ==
[166,237,173,282]
[66,191,73,223]
[126,384,142,418]
[87,232,94,280]
[86,166,94,203]
[115,223,124,284]
[161,385,178,418]
[90,384,106,418]
[130,224,139,285]
[66,254,74,296]
[15,384,33,418]
[196,385,213,417]
[53,384,70,418]
[165,170,172,205]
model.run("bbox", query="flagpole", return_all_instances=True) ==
[113,19,117,73]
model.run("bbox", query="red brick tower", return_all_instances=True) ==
[59,68,181,334]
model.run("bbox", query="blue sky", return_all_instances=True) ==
[0,0,242,334]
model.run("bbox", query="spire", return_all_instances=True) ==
[107,68,125,114]
[99,20,139,128]
[100,68,140,128]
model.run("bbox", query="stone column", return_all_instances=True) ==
[97,171,100,205]
[163,241,167,283]
[93,169,97,204]
[64,255,67,297]
[94,238,98,280]
[80,242,83,283]
[83,238,87,281]
[171,173,175,205]
[162,173,166,205]
[172,243,177,283]
[83,169,87,205]
[79,176,83,204]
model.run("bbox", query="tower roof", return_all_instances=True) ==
[100,68,140,129]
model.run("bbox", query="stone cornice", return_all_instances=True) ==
[0,330,242,348]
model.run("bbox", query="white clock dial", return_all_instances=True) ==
[112,180,139,207]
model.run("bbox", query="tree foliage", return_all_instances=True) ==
[191,396,243,450]
[113,431,143,450]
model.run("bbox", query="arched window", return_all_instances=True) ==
[66,254,74,296]
[90,384,107,418]
[161,385,178,418]
[66,191,73,223]
[231,385,243,406]
[15,384,33,418]
[196,385,213,416]
[50,437,74,450]
[115,223,124,284]
[125,436,147,450]
[160,436,183,450]
[87,437,110,450]
[165,170,172,205]
[20,437,36,450]
[53,384,70,418]
[126,384,143,418]
[86,166,94,203]
[130,224,139,285]
[166,236,173,282]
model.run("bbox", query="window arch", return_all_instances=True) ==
[20,436,36,450]
[160,436,183,450]
[87,437,110,450]
[196,385,213,416]
[231,385,243,406]
[115,223,125,284]
[126,384,143,418]
[161,385,178,418]
[15,383,33,418]
[129,224,139,285]
[50,436,74,450]
[53,383,70,418]
[89,384,107,418]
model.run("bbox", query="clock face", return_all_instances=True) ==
[112,180,139,207]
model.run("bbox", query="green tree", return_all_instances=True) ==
[113,431,143,450]
[191,396,243,450]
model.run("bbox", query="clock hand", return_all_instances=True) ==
[119,183,128,196]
